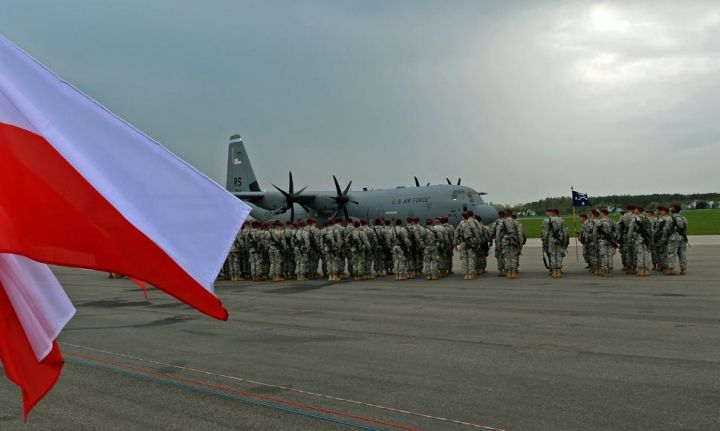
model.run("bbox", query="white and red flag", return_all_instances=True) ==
[0,35,250,417]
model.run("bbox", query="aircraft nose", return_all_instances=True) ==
[476,204,498,224]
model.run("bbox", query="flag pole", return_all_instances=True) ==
[571,187,579,262]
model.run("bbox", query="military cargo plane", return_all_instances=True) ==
[226,135,498,226]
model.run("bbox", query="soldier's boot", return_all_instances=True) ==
[556,269,564,278]
[664,268,678,276]
[505,272,512,279]
[680,268,687,275]
[510,272,518,279]
[469,272,477,280]
[394,273,400,281]
[463,273,470,280]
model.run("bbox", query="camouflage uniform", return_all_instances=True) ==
[443,220,455,275]
[579,217,595,270]
[541,214,569,277]
[627,213,652,276]
[496,215,523,278]
[646,213,659,270]
[593,215,617,276]
[373,221,390,276]
[283,224,296,280]
[664,211,688,275]
[238,225,252,280]
[404,221,419,277]
[322,222,343,281]
[249,225,268,281]
[360,222,378,277]
[229,236,241,281]
[268,225,287,281]
[618,211,635,271]
[390,222,412,280]
[292,225,311,281]
[349,224,372,280]
[423,222,444,280]
[453,217,478,279]
[491,220,506,275]
[307,222,323,278]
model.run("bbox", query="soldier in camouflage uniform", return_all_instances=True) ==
[578,214,592,270]
[627,206,652,276]
[617,207,636,273]
[645,209,660,271]
[228,235,242,281]
[453,212,479,280]
[238,221,252,280]
[292,221,310,281]
[360,219,377,278]
[541,208,569,278]
[474,216,491,275]
[403,218,418,278]
[349,221,372,280]
[495,210,523,279]
[593,208,618,277]
[283,222,296,280]
[491,210,506,276]
[513,213,528,259]
[322,219,341,281]
[423,218,444,280]
[664,204,689,275]
[441,217,454,275]
[248,221,267,281]
[372,219,389,276]
[268,222,287,282]
[305,218,322,279]
[341,218,353,279]
[390,219,411,280]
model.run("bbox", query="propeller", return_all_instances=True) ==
[414,176,430,187]
[446,177,462,185]
[330,175,358,219]
[271,171,310,222]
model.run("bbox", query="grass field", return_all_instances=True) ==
[513,209,720,238]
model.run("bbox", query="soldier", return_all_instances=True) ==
[474,216,491,275]
[360,219,377,278]
[268,221,287,282]
[389,219,412,280]
[238,221,252,280]
[593,208,618,277]
[349,221,372,280]
[578,214,592,269]
[341,218,354,279]
[373,218,389,276]
[513,213,528,259]
[305,217,327,280]
[453,212,479,280]
[228,234,242,282]
[491,210,506,276]
[627,205,652,276]
[496,209,523,279]
[283,221,296,280]
[541,208,569,278]
[645,209,660,271]
[292,220,310,281]
[665,204,689,275]
[442,216,455,275]
[618,206,635,273]
[322,219,341,281]
[404,218,418,278]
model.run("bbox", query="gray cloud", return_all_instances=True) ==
[2,1,718,204]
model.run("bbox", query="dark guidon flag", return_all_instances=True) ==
[572,190,591,207]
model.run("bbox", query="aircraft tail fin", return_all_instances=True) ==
[226,134,260,192]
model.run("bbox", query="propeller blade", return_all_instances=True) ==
[300,203,311,213]
[457,178,462,185]
[446,178,452,185]
[350,200,359,205]
[414,176,420,187]
[333,175,342,196]
[343,206,349,219]
[426,182,430,186]
[288,171,294,194]
[290,205,295,223]
[272,184,290,198]
[343,181,352,195]
[296,185,308,195]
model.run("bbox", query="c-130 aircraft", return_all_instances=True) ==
[226,135,498,226]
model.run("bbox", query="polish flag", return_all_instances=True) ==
[0,35,250,416]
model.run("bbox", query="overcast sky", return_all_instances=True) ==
[2,1,719,204]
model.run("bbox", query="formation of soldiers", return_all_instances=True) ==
[218,203,688,282]
[578,204,689,277]
[222,216,460,282]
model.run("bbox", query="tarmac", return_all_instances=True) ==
[1,239,719,430]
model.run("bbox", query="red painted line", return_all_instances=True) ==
[68,352,421,431]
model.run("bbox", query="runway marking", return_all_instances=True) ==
[61,342,508,431]
[66,353,395,431]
